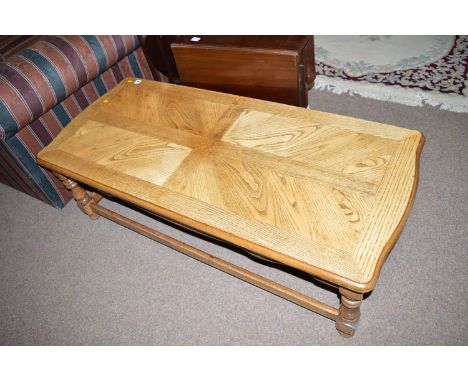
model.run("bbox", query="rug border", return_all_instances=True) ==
[313,75,468,113]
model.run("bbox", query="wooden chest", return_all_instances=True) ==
[171,36,315,107]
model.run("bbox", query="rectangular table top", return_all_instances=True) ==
[37,78,424,292]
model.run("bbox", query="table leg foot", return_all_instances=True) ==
[335,287,363,337]
[55,174,99,220]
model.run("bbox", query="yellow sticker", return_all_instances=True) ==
[103,99,109,104]
[127,79,133,83]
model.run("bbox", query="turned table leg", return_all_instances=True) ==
[55,173,99,220]
[335,287,363,337]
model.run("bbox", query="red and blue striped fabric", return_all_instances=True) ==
[0,36,157,207]
[0,35,146,140]
[0,36,43,61]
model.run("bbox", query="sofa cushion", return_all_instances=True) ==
[0,36,43,61]
[1,46,153,208]
[0,36,141,140]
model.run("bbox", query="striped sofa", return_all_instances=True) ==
[0,35,159,208]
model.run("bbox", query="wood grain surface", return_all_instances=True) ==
[171,35,314,106]
[37,79,424,292]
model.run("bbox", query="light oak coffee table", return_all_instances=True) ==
[37,78,424,337]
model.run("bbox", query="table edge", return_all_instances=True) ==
[358,132,425,291]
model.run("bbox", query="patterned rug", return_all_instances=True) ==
[314,36,468,113]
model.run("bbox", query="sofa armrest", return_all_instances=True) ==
[0,35,141,140]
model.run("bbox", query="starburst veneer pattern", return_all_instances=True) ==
[37,79,424,336]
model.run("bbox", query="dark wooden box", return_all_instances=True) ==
[171,36,315,107]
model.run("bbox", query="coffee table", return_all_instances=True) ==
[37,78,424,337]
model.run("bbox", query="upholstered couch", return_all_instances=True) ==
[0,35,159,208]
